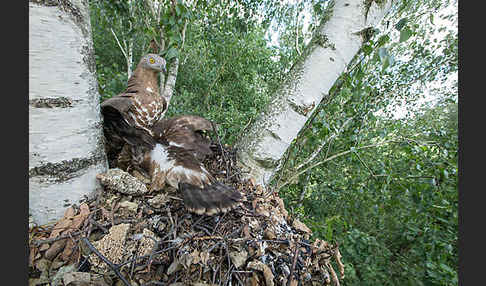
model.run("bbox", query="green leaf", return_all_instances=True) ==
[363,44,372,56]
[377,35,390,47]
[400,26,413,42]
[443,170,449,179]
[395,18,407,31]
[165,47,178,60]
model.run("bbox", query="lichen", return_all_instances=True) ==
[29,153,106,182]
[355,27,377,42]
[29,97,76,108]
[29,0,58,6]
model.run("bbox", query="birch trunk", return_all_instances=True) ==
[236,0,393,186]
[29,0,108,225]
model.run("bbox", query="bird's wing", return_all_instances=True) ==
[101,95,156,150]
[147,115,242,215]
[152,115,214,159]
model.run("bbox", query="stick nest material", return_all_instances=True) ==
[28,142,344,286]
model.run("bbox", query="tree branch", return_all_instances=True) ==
[278,139,395,190]
[111,28,128,62]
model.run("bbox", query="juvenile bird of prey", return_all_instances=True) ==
[138,115,243,216]
[101,54,167,167]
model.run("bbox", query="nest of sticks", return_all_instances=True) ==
[28,142,344,286]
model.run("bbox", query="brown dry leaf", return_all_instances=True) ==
[191,250,200,264]
[39,243,49,252]
[255,185,264,195]
[255,205,270,217]
[167,259,182,275]
[334,247,345,279]
[264,229,276,240]
[118,200,139,213]
[180,252,194,269]
[49,207,76,238]
[70,203,90,230]
[45,239,67,260]
[289,279,298,286]
[275,197,288,219]
[250,272,260,286]
[229,249,248,268]
[292,218,311,234]
[243,224,250,238]
[251,199,258,211]
[60,239,75,261]
[325,260,340,286]
[249,177,256,187]
[29,246,38,267]
[248,260,274,286]
[63,271,91,285]
[200,251,210,266]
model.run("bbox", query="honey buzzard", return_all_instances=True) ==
[138,115,243,215]
[101,54,167,167]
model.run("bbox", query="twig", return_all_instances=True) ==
[232,270,244,286]
[89,218,108,234]
[142,282,165,286]
[33,230,82,246]
[278,140,396,190]
[117,245,178,267]
[287,243,300,286]
[211,122,230,179]
[81,237,131,286]
[212,212,227,235]
[353,151,376,177]
[293,117,353,172]
[194,224,212,236]
[193,235,223,241]
[111,28,128,63]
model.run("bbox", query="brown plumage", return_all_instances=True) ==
[101,54,167,167]
[138,115,243,215]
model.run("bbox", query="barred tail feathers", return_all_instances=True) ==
[179,182,242,215]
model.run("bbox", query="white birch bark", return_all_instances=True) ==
[29,0,108,225]
[236,0,394,186]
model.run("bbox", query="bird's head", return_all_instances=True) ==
[140,53,166,73]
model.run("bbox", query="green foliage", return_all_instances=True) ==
[274,1,458,285]
[90,0,457,284]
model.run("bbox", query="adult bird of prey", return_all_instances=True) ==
[138,115,243,216]
[101,54,167,168]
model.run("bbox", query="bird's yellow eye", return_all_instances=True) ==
[149,58,155,64]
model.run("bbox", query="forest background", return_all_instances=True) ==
[89,0,458,285]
